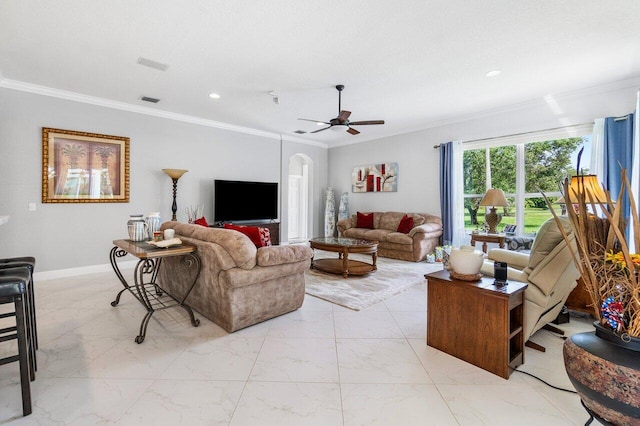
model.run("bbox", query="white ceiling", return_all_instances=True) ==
[2,1,640,147]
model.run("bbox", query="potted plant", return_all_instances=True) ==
[544,170,640,425]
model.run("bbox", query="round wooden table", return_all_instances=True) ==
[309,237,378,278]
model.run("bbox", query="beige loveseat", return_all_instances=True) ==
[157,222,313,333]
[337,212,443,262]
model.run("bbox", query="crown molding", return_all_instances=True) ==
[0,77,328,148]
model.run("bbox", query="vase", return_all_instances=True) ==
[563,321,640,425]
[145,212,162,239]
[448,245,484,275]
[338,192,349,221]
[324,188,335,237]
[127,214,148,242]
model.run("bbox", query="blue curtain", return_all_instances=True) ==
[604,114,635,222]
[439,142,454,243]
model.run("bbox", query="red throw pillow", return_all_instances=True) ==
[194,217,209,227]
[356,212,374,229]
[397,214,414,234]
[223,224,264,248]
[258,227,272,246]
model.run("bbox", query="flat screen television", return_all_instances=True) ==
[214,179,278,223]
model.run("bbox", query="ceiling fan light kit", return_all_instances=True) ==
[298,84,384,135]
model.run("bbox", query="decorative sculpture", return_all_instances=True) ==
[338,192,349,221]
[324,187,336,237]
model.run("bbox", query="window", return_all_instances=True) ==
[463,127,592,235]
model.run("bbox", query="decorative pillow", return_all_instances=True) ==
[223,224,264,248]
[356,212,374,229]
[258,227,272,246]
[194,216,209,227]
[397,214,414,234]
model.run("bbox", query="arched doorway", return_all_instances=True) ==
[287,154,313,243]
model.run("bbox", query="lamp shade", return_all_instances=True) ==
[162,169,188,180]
[566,175,607,204]
[479,188,508,207]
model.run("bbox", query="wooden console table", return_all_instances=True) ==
[425,269,527,379]
[469,232,505,253]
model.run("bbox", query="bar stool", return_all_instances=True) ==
[0,260,37,373]
[0,267,33,416]
[0,257,37,350]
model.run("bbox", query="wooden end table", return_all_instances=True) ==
[309,237,378,278]
[470,232,506,253]
[109,239,202,343]
[425,269,527,379]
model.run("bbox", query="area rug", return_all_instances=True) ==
[305,251,444,310]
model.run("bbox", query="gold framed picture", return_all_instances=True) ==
[42,127,130,203]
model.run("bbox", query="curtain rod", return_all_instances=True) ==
[432,122,594,149]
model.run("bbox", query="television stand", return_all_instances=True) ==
[211,221,280,245]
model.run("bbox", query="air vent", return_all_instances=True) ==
[294,130,307,134]
[137,57,169,72]
[140,96,160,103]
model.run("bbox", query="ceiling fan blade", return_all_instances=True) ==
[338,110,351,121]
[349,120,385,126]
[347,127,360,135]
[298,118,331,125]
[311,126,331,134]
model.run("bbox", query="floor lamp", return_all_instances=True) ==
[162,169,188,221]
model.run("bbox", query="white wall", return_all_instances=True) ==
[0,88,328,273]
[328,79,640,217]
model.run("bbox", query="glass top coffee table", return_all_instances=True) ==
[309,237,378,277]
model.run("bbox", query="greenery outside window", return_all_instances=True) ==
[463,133,591,235]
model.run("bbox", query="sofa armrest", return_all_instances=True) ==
[257,245,313,267]
[486,248,529,270]
[337,217,355,234]
[408,223,442,238]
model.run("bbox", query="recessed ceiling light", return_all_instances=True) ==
[316,122,325,126]
[485,70,501,77]
[209,93,221,99]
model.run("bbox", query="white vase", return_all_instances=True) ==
[127,214,148,242]
[448,245,484,275]
[338,192,350,221]
[324,188,336,237]
[145,212,162,239]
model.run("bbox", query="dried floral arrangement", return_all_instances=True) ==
[544,168,640,338]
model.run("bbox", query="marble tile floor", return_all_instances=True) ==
[0,269,603,425]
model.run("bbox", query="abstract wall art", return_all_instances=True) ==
[352,162,398,193]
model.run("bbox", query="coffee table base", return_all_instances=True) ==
[312,258,376,278]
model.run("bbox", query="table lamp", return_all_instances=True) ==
[162,169,188,221]
[479,188,508,234]
[566,175,608,204]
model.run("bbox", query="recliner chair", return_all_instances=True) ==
[480,216,580,351]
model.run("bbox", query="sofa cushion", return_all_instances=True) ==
[397,214,414,233]
[378,212,408,231]
[356,212,374,229]
[224,224,265,248]
[162,222,257,269]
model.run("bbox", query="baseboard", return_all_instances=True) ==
[33,260,136,281]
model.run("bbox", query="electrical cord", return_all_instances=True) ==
[513,368,577,394]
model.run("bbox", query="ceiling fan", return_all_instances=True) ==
[298,85,385,135]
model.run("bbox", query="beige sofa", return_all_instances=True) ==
[336,212,443,262]
[157,222,313,333]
